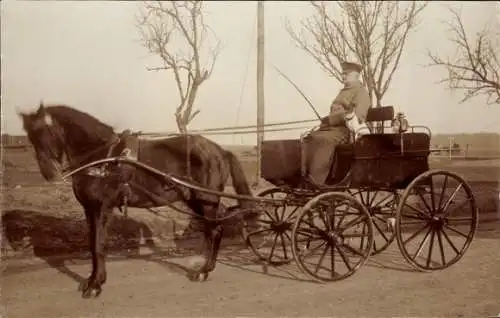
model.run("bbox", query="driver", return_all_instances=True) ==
[304,61,371,186]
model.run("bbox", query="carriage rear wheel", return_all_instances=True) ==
[347,189,398,255]
[291,192,374,282]
[245,187,303,265]
[395,170,478,271]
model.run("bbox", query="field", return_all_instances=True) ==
[1,144,499,261]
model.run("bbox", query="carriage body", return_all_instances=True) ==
[260,106,431,190]
[261,132,431,190]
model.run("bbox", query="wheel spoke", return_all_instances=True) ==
[403,202,430,220]
[436,228,446,266]
[261,209,275,222]
[372,218,390,242]
[330,242,336,278]
[247,228,273,237]
[300,241,327,258]
[437,175,449,209]
[426,227,436,268]
[282,205,300,222]
[340,243,365,257]
[335,244,352,271]
[267,234,279,262]
[440,227,460,255]
[368,190,378,206]
[400,220,427,226]
[280,233,288,260]
[360,222,366,249]
[328,202,336,231]
[302,218,328,234]
[403,223,430,245]
[441,183,463,216]
[412,225,433,259]
[256,219,274,225]
[339,215,367,232]
[372,192,394,208]
[443,223,469,238]
[314,243,330,274]
[314,206,331,231]
[429,175,436,212]
[295,228,322,240]
[416,189,434,214]
[273,205,281,221]
[440,199,472,218]
[335,213,347,228]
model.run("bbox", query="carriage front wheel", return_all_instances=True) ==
[291,192,374,282]
[395,170,478,271]
[245,187,303,265]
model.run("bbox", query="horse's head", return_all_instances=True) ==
[19,101,65,181]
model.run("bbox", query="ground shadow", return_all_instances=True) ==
[216,246,316,283]
[1,209,202,281]
[1,209,265,282]
[7,209,483,284]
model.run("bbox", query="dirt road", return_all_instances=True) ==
[2,230,500,318]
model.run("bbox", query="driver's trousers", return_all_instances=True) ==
[304,126,350,185]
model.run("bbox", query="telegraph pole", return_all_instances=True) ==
[256,0,265,185]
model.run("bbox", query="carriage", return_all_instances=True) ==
[28,103,478,294]
[244,106,478,282]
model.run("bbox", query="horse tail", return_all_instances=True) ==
[224,150,256,210]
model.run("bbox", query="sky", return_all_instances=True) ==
[1,1,500,145]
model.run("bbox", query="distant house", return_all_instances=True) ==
[1,134,30,148]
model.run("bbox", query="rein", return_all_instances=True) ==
[60,134,123,176]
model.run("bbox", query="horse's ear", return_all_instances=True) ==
[37,100,45,115]
[16,106,27,120]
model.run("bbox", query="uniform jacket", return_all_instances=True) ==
[326,81,371,128]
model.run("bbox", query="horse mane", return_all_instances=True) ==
[45,104,116,144]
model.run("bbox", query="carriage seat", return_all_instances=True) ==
[365,106,394,126]
[338,106,395,154]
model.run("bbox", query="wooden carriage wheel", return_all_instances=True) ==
[395,170,478,271]
[291,192,374,282]
[347,189,399,255]
[245,187,304,265]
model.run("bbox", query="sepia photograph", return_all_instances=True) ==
[1,1,499,317]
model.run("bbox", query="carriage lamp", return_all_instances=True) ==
[391,112,409,134]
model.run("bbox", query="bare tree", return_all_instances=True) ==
[427,7,500,105]
[285,1,427,107]
[136,1,221,133]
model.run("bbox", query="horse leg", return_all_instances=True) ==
[79,205,112,298]
[186,200,224,282]
[206,204,225,273]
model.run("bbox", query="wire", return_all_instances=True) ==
[234,11,257,144]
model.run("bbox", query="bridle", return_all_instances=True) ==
[49,126,130,177]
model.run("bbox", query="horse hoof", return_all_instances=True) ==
[200,272,209,281]
[79,278,103,298]
[186,270,209,282]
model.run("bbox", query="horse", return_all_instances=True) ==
[18,102,258,298]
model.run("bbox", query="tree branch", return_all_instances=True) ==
[427,6,500,104]
[136,0,221,132]
[285,1,428,107]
